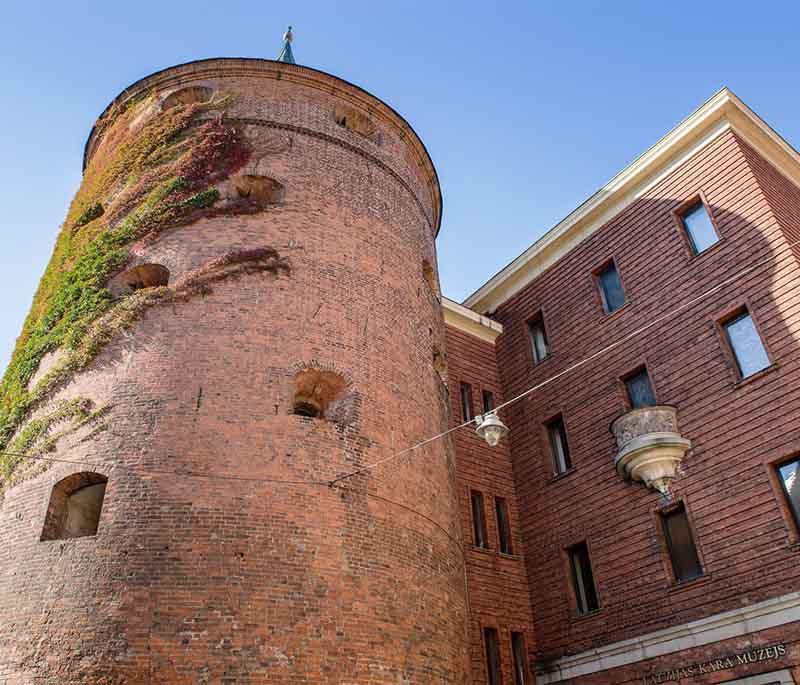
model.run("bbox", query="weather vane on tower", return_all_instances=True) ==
[277,26,296,64]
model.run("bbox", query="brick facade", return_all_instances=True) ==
[449,126,800,683]
[2,57,799,685]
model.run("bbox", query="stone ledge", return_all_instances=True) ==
[535,591,800,683]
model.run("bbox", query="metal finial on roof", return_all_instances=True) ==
[277,26,296,64]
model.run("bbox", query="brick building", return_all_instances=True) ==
[0,35,799,685]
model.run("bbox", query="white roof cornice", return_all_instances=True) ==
[463,88,800,314]
[442,297,503,343]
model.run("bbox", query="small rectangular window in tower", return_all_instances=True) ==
[484,627,502,685]
[777,458,800,529]
[680,201,719,254]
[596,261,625,314]
[495,496,513,555]
[527,313,549,364]
[511,632,528,685]
[661,503,703,583]
[482,389,495,414]
[624,367,657,409]
[568,542,599,615]
[471,489,488,549]
[461,382,474,422]
[723,310,770,379]
[547,415,572,475]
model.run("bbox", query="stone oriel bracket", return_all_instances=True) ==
[611,405,691,495]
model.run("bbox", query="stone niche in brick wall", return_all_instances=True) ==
[611,405,691,495]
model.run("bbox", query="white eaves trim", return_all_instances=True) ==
[464,88,800,314]
[442,297,503,343]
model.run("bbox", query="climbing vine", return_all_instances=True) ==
[0,90,257,480]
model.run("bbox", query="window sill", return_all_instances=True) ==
[600,301,631,321]
[498,552,522,561]
[549,467,577,484]
[572,608,602,622]
[471,545,493,555]
[532,354,553,370]
[686,238,725,263]
[733,363,779,389]
[667,572,712,592]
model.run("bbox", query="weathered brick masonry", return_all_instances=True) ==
[0,59,469,683]
[454,94,800,684]
[2,56,800,685]
[444,324,536,683]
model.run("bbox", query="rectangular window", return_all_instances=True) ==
[624,367,657,409]
[495,497,513,555]
[777,458,800,529]
[723,310,770,379]
[568,542,599,614]
[471,490,488,549]
[527,313,549,364]
[511,632,527,685]
[596,261,625,313]
[547,416,572,475]
[681,201,719,254]
[484,627,502,685]
[482,389,495,414]
[661,504,703,583]
[461,382,474,421]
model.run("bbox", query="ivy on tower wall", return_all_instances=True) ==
[0,91,288,482]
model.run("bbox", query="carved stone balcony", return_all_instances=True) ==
[611,405,691,495]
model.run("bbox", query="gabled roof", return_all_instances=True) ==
[463,88,800,314]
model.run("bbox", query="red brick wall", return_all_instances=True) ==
[0,60,469,684]
[489,129,800,663]
[445,325,537,684]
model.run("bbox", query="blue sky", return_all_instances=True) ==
[1,1,799,373]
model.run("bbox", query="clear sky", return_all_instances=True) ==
[1,0,799,373]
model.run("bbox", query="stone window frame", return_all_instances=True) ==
[652,497,708,588]
[460,381,475,422]
[494,494,514,557]
[481,387,496,415]
[671,190,724,260]
[469,487,490,551]
[543,412,574,479]
[591,256,629,317]
[481,624,504,685]
[510,629,531,685]
[713,299,776,386]
[526,309,551,367]
[766,453,800,546]
[618,361,660,412]
[561,539,602,618]
[40,471,109,542]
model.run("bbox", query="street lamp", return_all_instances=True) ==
[475,413,509,447]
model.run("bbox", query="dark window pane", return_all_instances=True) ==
[662,504,703,583]
[511,632,527,685]
[460,382,474,421]
[682,203,719,253]
[495,497,513,555]
[625,368,656,408]
[568,542,599,614]
[724,312,770,378]
[471,490,488,549]
[528,315,549,363]
[547,417,572,474]
[598,263,625,313]
[484,627,503,685]
[483,390,495,414]
[778,458,800,528]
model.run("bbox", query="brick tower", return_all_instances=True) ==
[0,41,468,683]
